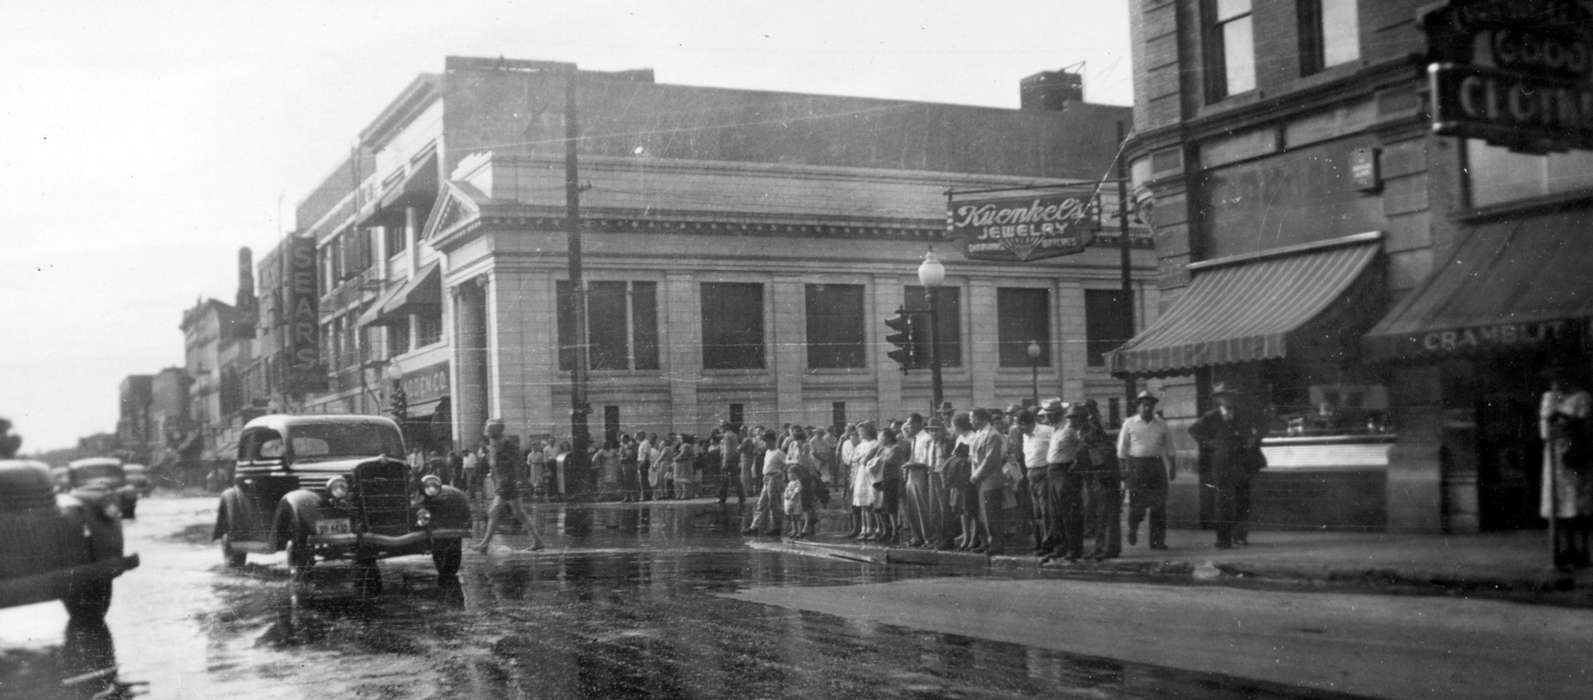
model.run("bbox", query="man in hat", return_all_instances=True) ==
[1118,390,1176,549]
[1188,383,1268,548]
[1020,405,1055,554]
[1042,402,1089,561]
[1078,399,1122,560]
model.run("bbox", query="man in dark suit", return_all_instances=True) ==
[1187,383,1267,548]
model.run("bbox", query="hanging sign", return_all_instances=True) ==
[1422,0,1593,153]
[949,193,1097,262]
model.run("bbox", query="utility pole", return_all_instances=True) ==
[1117,121,1136,417]
[564,63,593,498]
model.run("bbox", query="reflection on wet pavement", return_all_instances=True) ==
[4,498,1354,699]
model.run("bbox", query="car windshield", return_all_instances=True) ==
[74,463,125,483]
[289,423,403,462]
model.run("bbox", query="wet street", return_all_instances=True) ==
[3,494,1575,699]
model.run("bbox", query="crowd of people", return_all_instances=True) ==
[407,385,1275,557]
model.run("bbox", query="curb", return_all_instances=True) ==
[764,537,1589,599]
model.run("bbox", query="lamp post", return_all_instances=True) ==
[917,248,945,414]
[1027,339,1041,406]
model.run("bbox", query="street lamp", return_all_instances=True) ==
[1027,339,1041,406]
[917,248,945,414]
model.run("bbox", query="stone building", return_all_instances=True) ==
[292,55,1157,456]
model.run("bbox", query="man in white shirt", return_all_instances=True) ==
[900,413,937,547]
[1043,403,1087,562]
[1020,405,1055,555]
[1118,391,1177,549]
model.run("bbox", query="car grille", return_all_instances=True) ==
[0,513,80,578]
[0,487,56,512]
[353,460,409,535]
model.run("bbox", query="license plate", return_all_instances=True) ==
[314,518,351,536]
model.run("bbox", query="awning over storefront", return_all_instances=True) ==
[404,395,448,420]
[355,262,441,327]
[1108,232,1383,378]
[1363,210,1593,361]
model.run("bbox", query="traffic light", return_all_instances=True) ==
[884,307,916,371]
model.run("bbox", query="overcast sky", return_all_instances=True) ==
[0,0,1132,452]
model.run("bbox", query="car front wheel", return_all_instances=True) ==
[62,579,112,622]
[432,539,463,579]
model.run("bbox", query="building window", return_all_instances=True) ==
[805,284,866,369]
[997,288,1050,367]
[416,309,442,348]
[1085,289,1135,367]
[388,320,410,357]
[557,281,661,371]
[1466,140,1593,208]
[1206,0,1256,100]
[1299,0,1359,75]
[904,286,962,368]
[701,282,765,370]
[384,224,407,257]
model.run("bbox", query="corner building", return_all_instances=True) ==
[294,56,1157,452]
[1118,1,1593,533]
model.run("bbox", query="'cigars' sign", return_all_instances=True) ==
[949,193,1096,262]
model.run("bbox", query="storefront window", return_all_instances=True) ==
[1467,140,1593,208]
[1260,360,1392,437]
[997,288,1050,367]
[805,284,866,369]
[701,282,765,370]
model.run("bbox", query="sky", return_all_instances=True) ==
[0,0,1133,452]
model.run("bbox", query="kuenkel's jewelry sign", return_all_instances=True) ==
[1422,0,1593,153]
[949,192,1097,262]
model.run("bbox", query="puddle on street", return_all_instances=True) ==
[4,499,1361,699]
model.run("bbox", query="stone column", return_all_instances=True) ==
[771,276,805,424]
[486,268,558,438]
[452,277,490,451]
[872,276,904,417]
[663,272,701,433]
[968,279,998,409]
[1054,280,1087,401]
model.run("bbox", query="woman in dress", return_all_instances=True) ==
[1542,366,1593,571]
[850,422,881,540]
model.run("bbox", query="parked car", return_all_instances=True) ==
[0,459,140,622]
[66,457,139,519]
[124,463,153,497]
[212,414,471,593]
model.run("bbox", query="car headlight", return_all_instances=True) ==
[420,474,442,498]
[416,508,432,527]
[326,477,350,500]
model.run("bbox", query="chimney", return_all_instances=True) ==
[1020,69,1084,112]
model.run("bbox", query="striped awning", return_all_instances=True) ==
[356,262,441,327]
[1108,233,1383,378]
[1363,209,1593,361]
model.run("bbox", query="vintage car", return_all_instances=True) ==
[212,414,471,592]
[66,457,139,519]
[0,459,140,621]
[124,463,154,497]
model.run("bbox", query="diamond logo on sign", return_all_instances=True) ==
[949,193,1097,262]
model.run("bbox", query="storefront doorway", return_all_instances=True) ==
[1472,355,1543,531]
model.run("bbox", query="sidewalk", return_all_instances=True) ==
[754,524,1593,604]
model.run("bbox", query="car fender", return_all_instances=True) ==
[271,489,325,548]
[423,485,471,530]
[215,488,246,541]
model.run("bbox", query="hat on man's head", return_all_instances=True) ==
[1065,403,1091,418]
[938,401,955,413]
[1039,398,1065,415]
[1211,382,1240,397]
[1136,390,1159,405]
[1004,403,1024,416]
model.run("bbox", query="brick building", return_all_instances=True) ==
[1117,0,1593,532]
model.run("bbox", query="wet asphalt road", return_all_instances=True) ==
[0,495,1359,699]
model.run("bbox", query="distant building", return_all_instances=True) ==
[116,375,153,463]
[288,55,1154,456]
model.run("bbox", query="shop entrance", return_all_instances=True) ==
[1473,355,1543,531]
